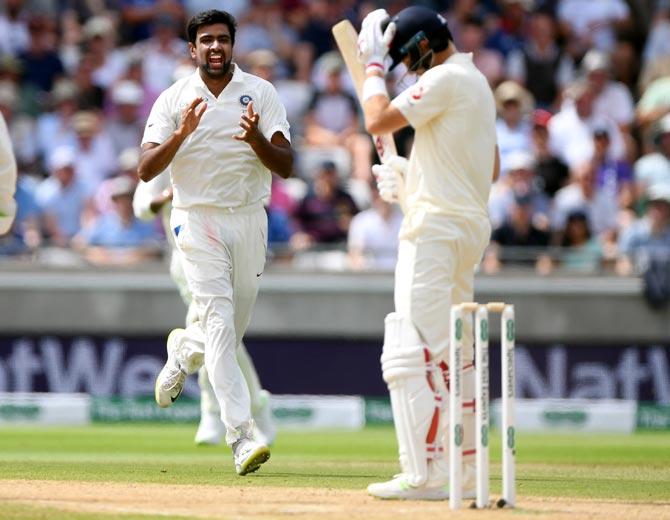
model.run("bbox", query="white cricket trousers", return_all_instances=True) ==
[394,211,491,362]
[170,202,267,445]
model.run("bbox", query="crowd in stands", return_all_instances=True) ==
[1,0,670,276]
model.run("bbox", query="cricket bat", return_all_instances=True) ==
[331,19,407,213]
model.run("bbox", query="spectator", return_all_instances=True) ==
[185,0,249,19]
[82,16,127,90]
[245,49,313,142]
[636,72,670,137]
[549,79,625,169]
[445,0,492,48]
[556,209,603,273]
[458,14,504,86]
[292,160,358,249]
[347,182,403,271]
[591,127,636,224]
[235,1,295,65]
[17,16,64,94]
[304,53,372,183]
[617,183,670,275]
[119,0,184,44]
[551,160,619,238]
[69,110,118,193]
[266,204,295,261]
[557,0,632,56]
[298,0,335,60]
[131,14,188,95]
[35,146,92,247]
[581,49,635,132]
[643,1,670,70]
[107,80,145,155]
[94,147,141,216]
[122,52,162,118]
[634,114,670,195]
[72,53,106,111]
[0,0,30,57]
[506,9,574,109]
[531,109,569,197]
[493,0,532,57]
[494,81,534,174]
[484,189,552,273]
[489,150,551,230]
[73,175,161,265]
[35,79,80,161]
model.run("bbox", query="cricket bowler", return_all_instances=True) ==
[138,9,292,476]
[355,6,499,499]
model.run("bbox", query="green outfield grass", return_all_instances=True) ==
[0,424,669,504]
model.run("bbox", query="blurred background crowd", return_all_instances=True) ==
[1,0,670,276]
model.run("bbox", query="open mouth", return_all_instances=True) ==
[208,53,224,69]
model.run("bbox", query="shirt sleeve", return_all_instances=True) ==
[133,170,169,221]
[392,66,455,129]
[142,90,176,146]
[259,81,291,142]
[0,114,17,235]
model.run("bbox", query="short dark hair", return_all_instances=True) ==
[186,10,237,45]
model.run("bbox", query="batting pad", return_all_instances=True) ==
[381,313,447,487]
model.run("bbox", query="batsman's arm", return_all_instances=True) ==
[361,77,409,136]
[0,114,17,235]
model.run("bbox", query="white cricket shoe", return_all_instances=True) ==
[253,390,277,446]
[232,437,271,476]
[367,474,450,500]
[195,411,225,446]
[155,328,187,408]
[367,468,476,501]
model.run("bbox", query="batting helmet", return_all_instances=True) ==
[383,6,453,72]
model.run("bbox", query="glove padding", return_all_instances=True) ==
[357,9,396,75]
[372,155,408,203]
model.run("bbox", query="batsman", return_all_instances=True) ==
[355,6,499,499]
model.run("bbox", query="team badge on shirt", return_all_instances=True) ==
[409,85,424,104]
[239,95,253,107]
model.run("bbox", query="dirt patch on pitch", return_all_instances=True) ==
[1,480,669,520]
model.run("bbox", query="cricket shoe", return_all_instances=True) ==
[155,328,187,408]
[232,437,271,476]
[194,411,225,446]
[367,473,476,501]
[252,390,277,446]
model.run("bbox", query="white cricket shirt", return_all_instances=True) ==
[142,65,290,210]
[392,53,496,221]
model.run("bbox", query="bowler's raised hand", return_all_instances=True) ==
[178,97,207,138]
[234,101,262,144]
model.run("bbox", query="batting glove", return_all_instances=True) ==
[372,155,408,203]
[357,9,396,75]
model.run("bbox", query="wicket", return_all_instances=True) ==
[449,302,516,510]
